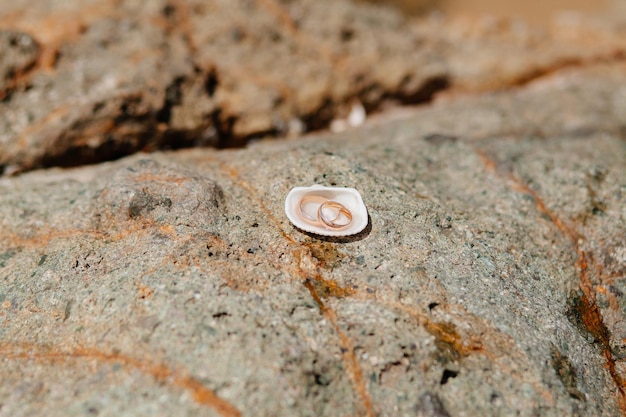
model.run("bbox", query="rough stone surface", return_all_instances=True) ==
[414,12,626,91]
[0,31,39,97]
[1,0,625,174]
[0,0,447,173]
[1,63,625,416]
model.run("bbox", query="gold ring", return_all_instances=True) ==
[298,195,328,226]
[318,201,352,230]
[298,195,353,230]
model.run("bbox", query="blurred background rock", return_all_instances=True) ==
[1,0,624,174]
[364,0,616,25]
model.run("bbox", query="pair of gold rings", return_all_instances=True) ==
[298,195,353,230]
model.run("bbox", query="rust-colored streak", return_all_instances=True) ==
[17,105,71,148]
[476,149,626,410]
[0,53,39,100]
[404,304,484,358]
[174,376,240,417]
[219,163,299,245]
[303,280,376,417]
[219,158,545,409]
[306,272,355,299]
[0,219,177,251]
[221,163,375,415]
[476,149,497,173]
[0,1,119,71]
[0,343,241,417]
[510,181,571,238]
[303,278,327,313]
[446,53,626,96]
[0,226,103,250]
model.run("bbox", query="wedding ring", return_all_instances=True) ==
[298,195,353,230]
[318,201,352,229]
[298,195,328,226]
[286,185,367,236]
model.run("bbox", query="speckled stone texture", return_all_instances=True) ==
[1,0,625,174]
[0,0,447,173]
[1,63,625,416]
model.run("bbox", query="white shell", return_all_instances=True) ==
[285,185,368,236]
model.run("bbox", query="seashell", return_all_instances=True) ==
[285,185,368,236]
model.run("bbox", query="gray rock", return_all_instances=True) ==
[1,63,625,416]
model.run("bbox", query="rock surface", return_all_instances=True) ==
[0,31,39,97]
[1,62,625,416]
[1,0,626,174]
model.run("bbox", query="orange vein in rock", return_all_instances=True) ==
[0,344,241,417]
[476,149,626,412]
[304,279,375,417]
[221,162,375,416]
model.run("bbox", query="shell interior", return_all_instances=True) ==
[284,185,368,236]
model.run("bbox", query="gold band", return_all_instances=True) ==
[298,195,328,225]
[318,201,352,230]
[298,195,353,230]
